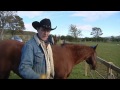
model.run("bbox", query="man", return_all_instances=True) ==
[19,18,57,79]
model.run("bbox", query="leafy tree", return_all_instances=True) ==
[60,35,66,40]
[90,27,103,38]
[0,11,17,40]
[69,24,82,39]
[90,27,103,42]
[66,35,74,42]
[6,15,25,36]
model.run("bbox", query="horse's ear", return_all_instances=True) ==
[91,44,98,50]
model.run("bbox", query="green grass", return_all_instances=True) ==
[9,71,21,79]
[68,41,120,79]
[79,41,120,67]
[68,62,92,79]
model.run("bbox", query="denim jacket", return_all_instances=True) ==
[19,35,47,79]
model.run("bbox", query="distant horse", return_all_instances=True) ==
[45,35,59,45]
[52,35,60,45]
[0,40,98,79]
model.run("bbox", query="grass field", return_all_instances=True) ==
[9,41,120,79]
[79,41,120,67]
[68,41,120,79]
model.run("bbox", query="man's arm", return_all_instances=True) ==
[19,44,40,79]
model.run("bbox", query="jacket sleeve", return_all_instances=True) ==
[19,44,40,79]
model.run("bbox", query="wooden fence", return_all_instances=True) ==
[85,56,120,79]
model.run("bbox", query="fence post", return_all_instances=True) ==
[107,62,115,79]
[85,62,88,76]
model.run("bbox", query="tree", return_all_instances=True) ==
[69,24,82,39]
[6,15,25,36]
[90,27,103,38]
[60,35,66,40]
[66,35,74,42]
[0,11,17,40]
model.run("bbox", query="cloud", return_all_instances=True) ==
[17,11,44,19]
[71,11,120,21]
[76,24,93,31]
[24,23,37,32]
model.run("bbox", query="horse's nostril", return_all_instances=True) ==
[89,64,96,70]
[92,66,96,70]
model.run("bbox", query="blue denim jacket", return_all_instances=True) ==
[19,36,46,79]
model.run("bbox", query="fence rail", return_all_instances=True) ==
[97,57,120,74]
[85,57,120,79]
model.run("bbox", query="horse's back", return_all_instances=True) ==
[0,40,24,57]
[0,40,24,76]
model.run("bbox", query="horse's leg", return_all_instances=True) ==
[54,77,67,79]
[54,74,68,79]
[5,72,11,79]
[0,71,10,79]
[67,73,71,78]
[0,60,12,79]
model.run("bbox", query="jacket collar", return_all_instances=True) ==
[34,34,44,46]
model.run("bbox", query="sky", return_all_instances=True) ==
[17,11,120,38]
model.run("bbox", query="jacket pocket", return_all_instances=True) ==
[34,52,44,63]
[34,52,45,73]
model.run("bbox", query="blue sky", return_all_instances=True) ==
[17,11,120,38]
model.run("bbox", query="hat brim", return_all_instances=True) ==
[32,21,40,30]
[42,26,57,30]
[32,21,57,30]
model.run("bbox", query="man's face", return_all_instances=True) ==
[38,27,50,41]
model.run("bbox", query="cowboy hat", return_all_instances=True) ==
[32,18,57,30]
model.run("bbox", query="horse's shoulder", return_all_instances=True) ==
[0,40,24,49]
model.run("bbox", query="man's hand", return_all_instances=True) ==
[40,74,47,79]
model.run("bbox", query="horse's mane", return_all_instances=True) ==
[61,43,92,50]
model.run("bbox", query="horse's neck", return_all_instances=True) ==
[70,45,93,65]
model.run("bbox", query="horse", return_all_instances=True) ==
[52,35,60,45]
[53,43,98,79]
[0,40,98,79]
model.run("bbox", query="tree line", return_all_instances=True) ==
[1,11,119,42]
[60,24,120,42]
[0,11,25,40]
[60,35,120,42]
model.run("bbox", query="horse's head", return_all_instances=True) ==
[86,44,98,70]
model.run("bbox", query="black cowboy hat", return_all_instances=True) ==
[32,18,57,30]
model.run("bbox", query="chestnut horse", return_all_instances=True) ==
[0,40,98,79]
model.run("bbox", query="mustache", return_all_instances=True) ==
[42,35,48,37]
